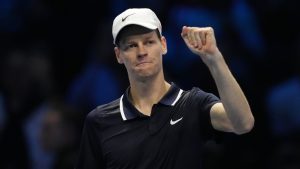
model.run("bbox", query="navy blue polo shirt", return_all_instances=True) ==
[76,83,221,169]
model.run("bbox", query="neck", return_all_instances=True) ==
[129,74,170,116]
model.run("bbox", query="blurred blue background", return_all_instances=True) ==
[0,0,299,169]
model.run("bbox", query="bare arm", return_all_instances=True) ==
[181,26,254,134]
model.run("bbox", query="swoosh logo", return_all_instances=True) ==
[170,117,183,125]
[122,13,135,22]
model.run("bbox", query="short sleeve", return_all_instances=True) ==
[189,87,222,141]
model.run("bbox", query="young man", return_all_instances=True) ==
[75,8,254,169]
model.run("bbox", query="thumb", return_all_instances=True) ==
[205,27,217,46]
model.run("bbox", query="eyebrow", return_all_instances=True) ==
[127,35,155,43]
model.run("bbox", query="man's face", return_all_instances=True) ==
[115,31,167,81]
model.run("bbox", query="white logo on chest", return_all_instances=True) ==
[170,117,183,125]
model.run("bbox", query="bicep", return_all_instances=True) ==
[210,102,234,132]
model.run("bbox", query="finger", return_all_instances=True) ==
[188,27,196,47]
[181,26,188,39]
[181,26,190,45]
[199,30,206,47]
[193,30,202,49]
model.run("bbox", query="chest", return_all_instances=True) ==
[102,106,190,168]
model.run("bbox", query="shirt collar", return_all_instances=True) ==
[119,83,183,121]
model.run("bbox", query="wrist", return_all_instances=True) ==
[202,50,224,68]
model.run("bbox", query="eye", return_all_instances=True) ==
[128,44,137,48]
[122,43,137,51]
[146,40,155,45]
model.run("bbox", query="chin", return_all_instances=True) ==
[137,73,153,79]
[135,71,157,81]
[131,66,162,81]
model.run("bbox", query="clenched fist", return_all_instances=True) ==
[181,26,223,66]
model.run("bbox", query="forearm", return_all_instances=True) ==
[207,52,254,133]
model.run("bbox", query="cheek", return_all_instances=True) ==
[118,52,130,64]
[153,48,164,60]
[121,57,134,70]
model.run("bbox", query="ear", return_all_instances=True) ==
[161,36,168,55]
[114,47,124,64]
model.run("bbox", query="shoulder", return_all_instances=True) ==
[189,87,210,95]
[186,87,218,100]
[182,87,220,109]
[85,98,122,125]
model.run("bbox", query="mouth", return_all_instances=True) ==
[136,61,151,67]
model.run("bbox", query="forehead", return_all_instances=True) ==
[123,31,157,43]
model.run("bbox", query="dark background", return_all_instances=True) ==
[0,0,299,169]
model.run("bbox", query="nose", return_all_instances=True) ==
[137,44,147,58]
